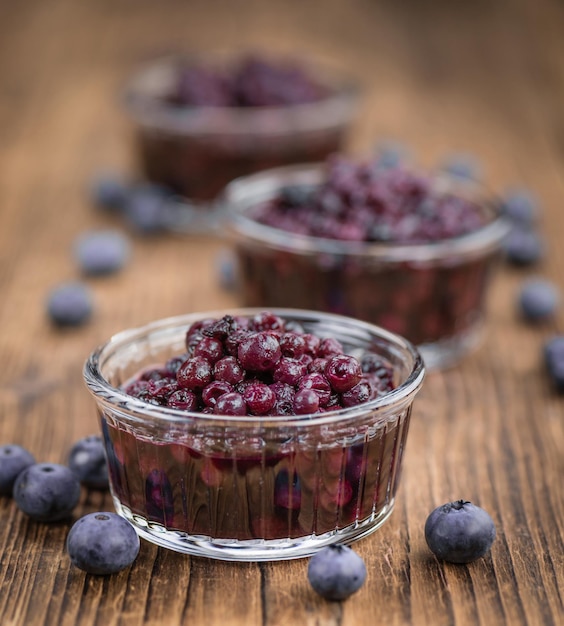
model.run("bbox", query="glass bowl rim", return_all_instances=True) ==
[222,163,513,263]
[83,307,425,428]
[121,53,361,137]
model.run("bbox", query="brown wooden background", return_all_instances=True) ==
[0,0,563,624]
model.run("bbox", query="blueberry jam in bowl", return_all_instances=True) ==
[224,158,511,369]
[122,53,359,231]
[83,309,424,561]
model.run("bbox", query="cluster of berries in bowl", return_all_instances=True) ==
[225,155,511,369]
[84,308,424,561]
[122,53,359,202]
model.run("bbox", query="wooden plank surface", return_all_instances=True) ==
[0,0,563,624]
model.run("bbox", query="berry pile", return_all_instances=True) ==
[123,311,394,416]
[168,55,329,108]
[250,154,488,244]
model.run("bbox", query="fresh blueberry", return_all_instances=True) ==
[502,188,538,226]
[13,463,81,522]
[0,444,35,495]
[46,282,93,327]
[90,173,129,212]
[372,139,410,169]
[425,500,496,563]
[438,153,482,181]
[503,227,544,266]
[518,278,559,322]
[74,229,131,276]
[124,184,170,234]
[215,248,238,291]
[307,544,367,601]
[68,435,109,490]
[544,335,564,392]
[66,512,140,575]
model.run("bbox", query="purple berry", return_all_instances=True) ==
[214,392,247,416]
[202,380,233,408]
[502,188,538,226]
[518,278,559,321]
[504,227,544,266]
[74,229,130,276]
[67,435,109,490]
[307,545,367,601]
[425,500,496,563]
[243,382,276,415]
[66,512,140,575]
[124,184,170,234]
[237,332,281,372]
[167,388,198,410]
[214,356,246,385]
[544,336,564,392]
[90,172,129,212]
[13,463,81,522]
[294,388,320,414]
[145,469,174,524]
[0,444,35,495]
[177,356,213,391]
[439,152,482,181]
[47,282,93,327]
[325,355,362,393]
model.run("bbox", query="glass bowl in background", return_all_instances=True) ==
[83,308,424,561]
[122,53,360,230]
[224,164,511,370]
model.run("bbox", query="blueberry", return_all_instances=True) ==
[90,173,129,212]
[439,153,482,181]
[145,469,174,525]
[502,188,538,226]
[66,512,140,575]
[124,184,170,234]
[0,444,35,495]
[13,463,81,522]
[46,282,93,327]
[307,544,367,601]
[518,278,559,322]
[425,500,496,564]
[372,139,410,169]
[544,336,564,392]
[68,435,109,490]
[503,227,544,266]
[74,229,131,276]
[215,248,238,291]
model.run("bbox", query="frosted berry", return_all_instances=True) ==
[0,444,35,495]
[47,282,93,327]
[66,512,140,575]
[74,229,130,276]
[307,544,367,601]
[13,463,81,522]
[67,435,108,490]
[425,500,496,563]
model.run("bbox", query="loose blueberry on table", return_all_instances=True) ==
[424,499,496,564]
[518,278,559,322]
[74,230,131,276]
[66,512,140,575]
[307,544,367,601]
[235,154,502,347]
[67,435,109,490]
[104,311,409,542]
[13,463,81,522]
[46,282,93,327]
[0,444,35,495]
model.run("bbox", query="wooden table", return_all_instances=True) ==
[0,1,562,624]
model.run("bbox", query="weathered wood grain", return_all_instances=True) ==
[0,0,563,625]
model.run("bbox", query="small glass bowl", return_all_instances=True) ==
[122,53,360,230]
[83,308,424,561]
[224,164,512,370]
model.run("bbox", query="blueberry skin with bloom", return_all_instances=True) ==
[90,172,129,212]
[544,335,564,392]
[425,500,496,563]
[503,228,544,266]
[307,544,367,601]
[518,278,559,321]
[0,444,35,495]
[502,188,538,226]
[66,512,140,575]
[47,282,93,327]
[74,229,131,276]
[67,435,109,490]
[13,463,81,522]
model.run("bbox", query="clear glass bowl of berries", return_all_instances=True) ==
[224,157,512,369]
[83,308,424,561]
[122,52,360,231]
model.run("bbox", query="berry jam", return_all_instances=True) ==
[230,157,508,357]
[125,55,357,201]
[101,311,414,543]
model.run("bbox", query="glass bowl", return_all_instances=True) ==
[224,164,512,370]
[122,53,360,230]
[83,308,424,561]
